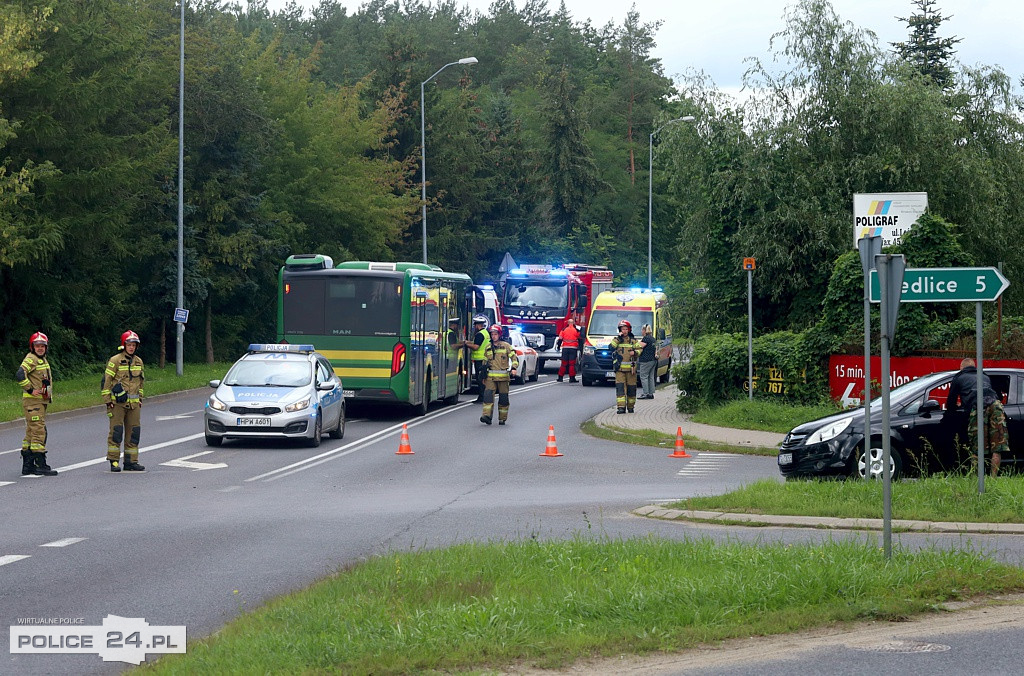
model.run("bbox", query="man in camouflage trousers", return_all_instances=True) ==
[948,358,1008,477]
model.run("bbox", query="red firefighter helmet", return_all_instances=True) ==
[29,331,48,346]
[617,320,632,331]
[120,330,141,347]
[488,324,503,335]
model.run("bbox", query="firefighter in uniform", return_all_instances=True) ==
[464,315,491,403]
[101,331,146,472]
[15,332,58,476]
[480,325,519,426]
[610,320,642,414]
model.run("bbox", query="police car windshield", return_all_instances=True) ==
[224,359,312,387]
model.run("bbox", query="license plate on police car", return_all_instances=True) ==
[237,417,271,427]
[605,371,615,378]
[778,452,792,465]
[343,389,355,398]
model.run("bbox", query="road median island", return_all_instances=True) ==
[144,538,1024,674]
[656,476,1024,527]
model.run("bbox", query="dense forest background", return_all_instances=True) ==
[2,0,1023,376]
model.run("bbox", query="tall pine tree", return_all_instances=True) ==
[892,0,962,88]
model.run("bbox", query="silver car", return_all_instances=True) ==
[204,344,345,447]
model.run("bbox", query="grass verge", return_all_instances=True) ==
[1,363,233,423]
[144,537,1024,675]
[580,420,777,456]
[668,476,1024,523]
[690,399,840,434]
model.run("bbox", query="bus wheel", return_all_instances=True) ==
[417,376,431,416]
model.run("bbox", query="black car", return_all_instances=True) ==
[778,369,1024,480]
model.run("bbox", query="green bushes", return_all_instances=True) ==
[674,331,827,412]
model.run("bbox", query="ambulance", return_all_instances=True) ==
[580,289,673,386]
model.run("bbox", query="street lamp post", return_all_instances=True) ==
[648,115,694,288]
[420,56,478,265]
[176,0,185,376]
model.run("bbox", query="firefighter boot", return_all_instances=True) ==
[34,453,58,476]
[123,454,146,472]
[109,458,122,472]
[21,450,35,476]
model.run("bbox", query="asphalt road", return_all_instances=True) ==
[3,373,1024,674]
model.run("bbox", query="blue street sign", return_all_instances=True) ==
[173,308,189,324]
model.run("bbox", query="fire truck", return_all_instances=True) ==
[500,263,614,369]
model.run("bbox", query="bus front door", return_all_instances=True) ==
[412,290,427,408]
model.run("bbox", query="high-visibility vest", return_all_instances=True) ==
[470,329,490,360]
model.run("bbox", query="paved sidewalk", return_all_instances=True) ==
[592,384,785,449]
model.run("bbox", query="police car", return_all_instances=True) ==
[204,344,345,447]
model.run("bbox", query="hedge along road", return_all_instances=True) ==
[4,381,1024,674]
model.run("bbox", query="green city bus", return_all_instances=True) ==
[277,254,486,414]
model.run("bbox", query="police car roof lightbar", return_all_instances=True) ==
[248,343,315,353]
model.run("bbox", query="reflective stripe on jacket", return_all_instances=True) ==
[484,341,519,381]
[16,352,50,399]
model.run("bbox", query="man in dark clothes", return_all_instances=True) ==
[945,358,1008,477]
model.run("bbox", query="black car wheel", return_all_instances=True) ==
[205,433,222,447]
[307,412,322,448]
[328,403,345,439]
[856,441,903,481]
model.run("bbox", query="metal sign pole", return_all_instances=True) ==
[858,236,881,479]
[877,254,892,560]
[977,301,985,494]
[747,268,753,400]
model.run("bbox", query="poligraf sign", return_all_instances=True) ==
[853,192,927,247]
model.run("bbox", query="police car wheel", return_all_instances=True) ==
[329,405,345,439]
[307,413,322,448]
[205,433,223,447]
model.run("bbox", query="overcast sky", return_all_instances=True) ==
[261,0,1023,93]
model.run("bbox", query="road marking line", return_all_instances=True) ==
[0,555,31,567]
[249,402,474,483]
[0,481,15,488]
[40,537,87,548]
[2,448,22,456]
[52,433,207,473]
[160,451,228,471]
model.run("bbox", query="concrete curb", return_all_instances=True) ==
[633,505,1024,535]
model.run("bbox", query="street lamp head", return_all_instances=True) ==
[678,115,695,122]
[459,57,479,65]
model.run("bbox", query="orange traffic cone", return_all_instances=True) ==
[396,424,414,455]
[539,425,563,457]
[668,426,691,458]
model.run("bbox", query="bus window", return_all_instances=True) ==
[325,277,403,337]
[283,278,326,335]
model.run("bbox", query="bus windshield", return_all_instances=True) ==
[504,282,568,310]
[588,310,654,336]
[283,275,404,337]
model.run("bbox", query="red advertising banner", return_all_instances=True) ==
[829,355,1024,408]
